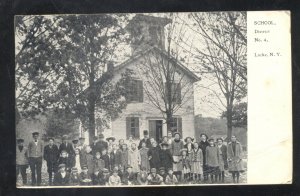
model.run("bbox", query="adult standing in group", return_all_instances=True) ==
[16,138,29,185]
[93,134,108,156]
[166,131,173,146]
[217,138,228,182]
[199,133,209,182]
[44,138,60,185]
[28,132,44,186]
[171,132,184,181]
[138,130,152,149]
[147,141,161,170]
[227,135,244,183]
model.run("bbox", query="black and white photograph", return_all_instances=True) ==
[15,12,247,187]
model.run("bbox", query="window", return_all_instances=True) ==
[165,82,182,104]
[127,80,143,102]
[169,117,182,136]
[126,117,140,139]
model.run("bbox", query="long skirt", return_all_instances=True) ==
[182,166,191,174]
[228,157,245,173]
[219,157,225,172]
[191,161,203,174]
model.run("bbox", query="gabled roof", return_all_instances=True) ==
[114,46,201,82]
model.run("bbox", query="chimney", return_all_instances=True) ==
[126,14,172,55]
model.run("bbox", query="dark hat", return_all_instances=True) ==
[150,168,157,173]
[167,168,173,172]
[99,133,104,139]
[32,132,39,136]
[62,135,68,140]
[103,168,109,173]
[208,138,215,142]
[58,164,66,168]
[126,165,133,169]
[72,139,79,144]
[81,165,88,170]
[79,137,85,140]
[48,137,54,141]
[184,137,194,142]
[159,167,165,171]
[143,130,149,135]
[173,132,181,137]
[106,137,116,142]
[161,143,169,148]
[17,138,24,143]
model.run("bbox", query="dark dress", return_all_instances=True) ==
[44,144,59,174]
[159,149,173,171]
[53,172,70,186]
[91,140,108,156]
[199,141,209,176]
[58,157,72,172]
[148,146,161,169]
[101,154,110,170]
[110,149,122,169]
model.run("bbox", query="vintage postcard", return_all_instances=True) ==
[15,11,291,188]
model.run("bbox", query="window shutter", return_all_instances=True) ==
[135,117,140,139]
[178,117,182,136]
[126,117,131,139]
[138,80,143,102]
[177,83,181,104]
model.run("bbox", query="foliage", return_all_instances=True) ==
[222,102,247,128]
[15,15,133,141]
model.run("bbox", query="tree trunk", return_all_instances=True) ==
[226,105,233,142]
[87,97,96,145]
[166,112,172,133]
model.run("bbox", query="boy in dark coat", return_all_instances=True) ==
[122,165,137,185]
[58,150,72,172]
[101,149,110,170]
[79,165,92,185]
[69,167,80,186]
[95,168,110,185]
[148,141,161,169]
[53,164,70,186]
[199,133,209,181]
[110,144,122,169]
[138,130,152,149]
[159,143,173,171]
[44,138,59,185]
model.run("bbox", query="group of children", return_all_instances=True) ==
[17,130,245,186]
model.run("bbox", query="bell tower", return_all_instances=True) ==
[126,14,172,55]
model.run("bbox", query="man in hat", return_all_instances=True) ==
[44,137,59,185]
[92,134,108,156]
[72,139,79,149]
[138,130,152,149]
[16,138,28,185]
[53,163,70,186]
[28,132,44,186]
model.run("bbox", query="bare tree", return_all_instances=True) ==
[191,12,247,139]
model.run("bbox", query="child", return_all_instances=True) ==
[227,135,244,183]
[69,167,80,186]
[184,137,194,155]
[101,149,110,170]
[165,168,178,185]
[58,150,72,172]
[158,167,167,181]
[217,138,228,183]
[53,164,70,186]
[139,142,150,172]
[137,166,148,185]
[178,148,191,182]
[93,152,105,182]
[147,168,163,185]
[120,143,129,170]
[96,168,110,185]
[159,143,173,172]
[108,168,122,186]
[190,142,203,182]
[206,138,220,183]
[106,137,115,154]
[122,165,137,185]
[110,143,122,169]
[79,165,92,185]
[119,139,125,150]
[128,143,141,173]
[16,138,28,186]
[148,141,161,170]
[84,146,94,177]
[171,132,184,181]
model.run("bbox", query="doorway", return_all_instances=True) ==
[149,120,163,142]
